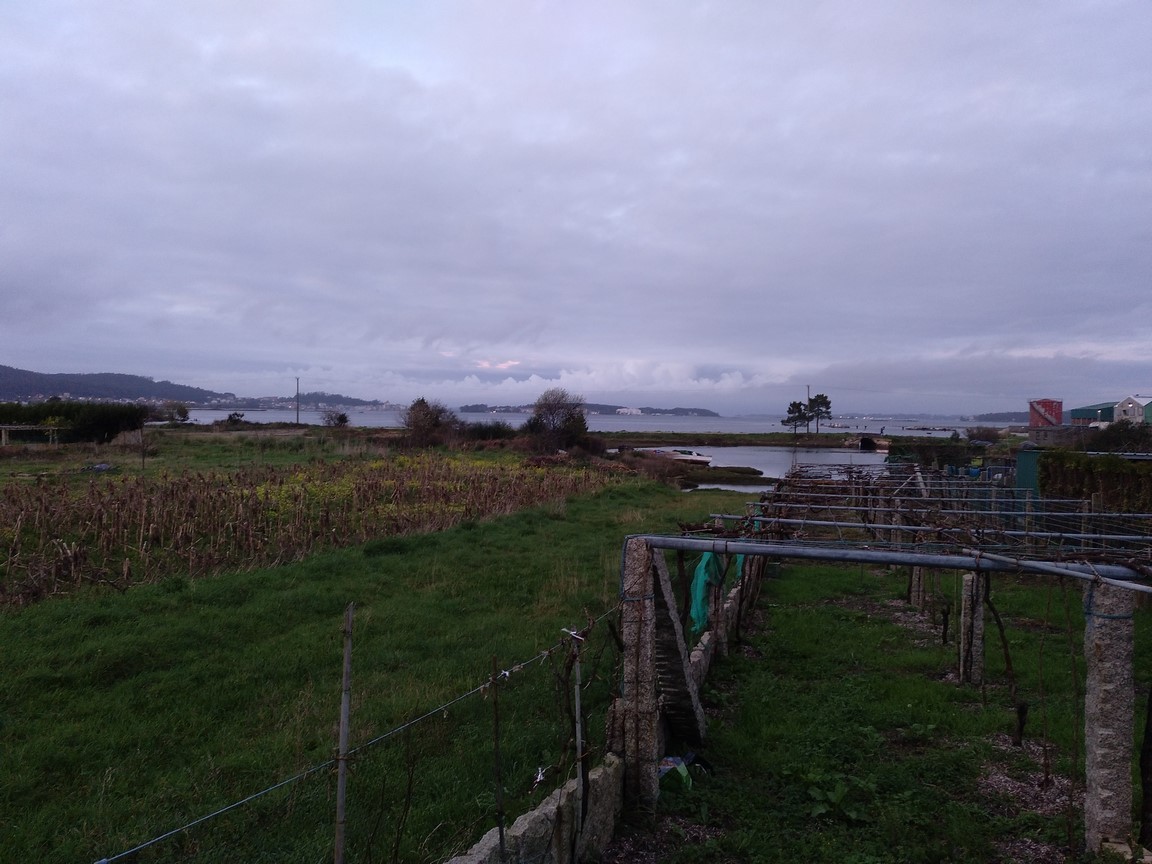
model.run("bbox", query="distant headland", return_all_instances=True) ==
[459,403,720,417]
[0,365,721,417]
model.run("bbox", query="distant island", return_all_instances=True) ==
[0,364,232,404]
[459,403,720,417]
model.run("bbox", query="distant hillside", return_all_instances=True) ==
[296,391,384,408]
[0,364,232,403]
[0,365,383,408]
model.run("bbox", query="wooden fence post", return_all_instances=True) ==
[909,566,927,610]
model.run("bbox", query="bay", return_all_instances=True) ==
[695,445,890,492]
[186,408,986,438]
[184,408,896,494]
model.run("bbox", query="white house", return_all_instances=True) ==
[1113,395,1152,424]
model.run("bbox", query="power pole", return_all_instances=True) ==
[296,377,300,425]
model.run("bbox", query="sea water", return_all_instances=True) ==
[187,408,985,438]
[184,408,977,493]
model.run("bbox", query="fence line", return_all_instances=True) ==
[606,463,1152,855]
[91,603,621,864]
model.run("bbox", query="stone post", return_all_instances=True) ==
[616,537,660,813]
[1083,581,1136,852]
[959,571,985,685]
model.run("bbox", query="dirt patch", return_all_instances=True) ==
[992,837,1069,864]
[599,816,731,864]
[981,733,1080,819]
[832,595,944,645]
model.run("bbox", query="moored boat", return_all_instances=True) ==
[636,448,712,465]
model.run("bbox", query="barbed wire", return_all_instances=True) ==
[92,601,621,864]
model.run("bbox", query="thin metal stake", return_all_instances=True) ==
[492,656,506,861]
[335,602,354,864]
[571,631,586,841]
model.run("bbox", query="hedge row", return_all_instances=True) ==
[0,402,147,444]
[1039,449,1152,512]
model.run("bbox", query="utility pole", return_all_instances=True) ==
[296,377,300,425]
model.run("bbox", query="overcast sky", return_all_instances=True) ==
[2,2,1149,416]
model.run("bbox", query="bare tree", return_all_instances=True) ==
[524,388,587,452]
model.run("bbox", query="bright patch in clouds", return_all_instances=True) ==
[474,359,521,370]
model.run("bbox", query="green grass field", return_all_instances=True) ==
[3,433,1149,863]
[0,459,746,863]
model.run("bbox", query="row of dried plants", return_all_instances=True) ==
[1,452,623,606]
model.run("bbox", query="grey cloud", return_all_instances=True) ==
[1,1,1149,413]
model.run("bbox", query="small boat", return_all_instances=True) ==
[636,448,712,466]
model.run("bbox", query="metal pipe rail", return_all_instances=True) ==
[749,491,1089,509]
[749,505,1144,535]
[711,514,1152,546]
[748,501,1152,523]
[635,534,1151,583]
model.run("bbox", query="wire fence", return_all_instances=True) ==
[90,605,622,864]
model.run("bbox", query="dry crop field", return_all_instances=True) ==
[0,434,626,606]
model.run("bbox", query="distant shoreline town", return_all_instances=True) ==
[1,363,1036,422]
[458,403,720,417]
[0,364,724,418]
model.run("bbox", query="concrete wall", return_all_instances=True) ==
[447,548,765,863]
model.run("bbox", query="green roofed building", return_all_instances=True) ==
[1069,402,1115,426]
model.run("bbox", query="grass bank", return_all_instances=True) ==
[0,477,748,863]
[3,431,1133,862]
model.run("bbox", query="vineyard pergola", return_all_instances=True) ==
[614,462,1152,856]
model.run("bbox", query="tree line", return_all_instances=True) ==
[0,400,149,443]
[401,387,600,453]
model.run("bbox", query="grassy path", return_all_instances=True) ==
[616,563,1152,864]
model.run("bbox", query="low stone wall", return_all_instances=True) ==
[688,581,744,691]
[444,755,623,864]
[447,550,765,863]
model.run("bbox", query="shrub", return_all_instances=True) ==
[400,398,458,447]
[1083,419,1152,452]
[964,426,1002,443]
[459,419,516,442]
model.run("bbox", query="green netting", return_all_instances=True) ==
[688,553,743,641]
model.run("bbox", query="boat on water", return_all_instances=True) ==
[635,448,712,465]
